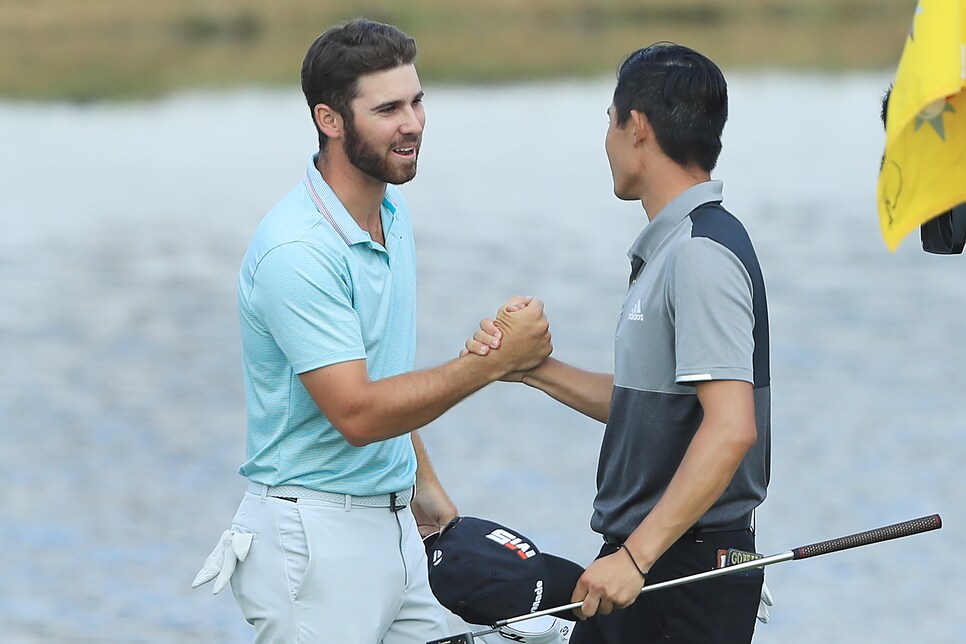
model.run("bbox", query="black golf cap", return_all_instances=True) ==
[424,516,584,626]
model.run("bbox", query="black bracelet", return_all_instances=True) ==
[619,543,646,579]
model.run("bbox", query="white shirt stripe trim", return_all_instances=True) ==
[678,373,713,382]
[304,174,351,247]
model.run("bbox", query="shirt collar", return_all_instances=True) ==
[627,180,724,264]
[305,154,398,247]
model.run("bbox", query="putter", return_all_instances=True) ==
[427,513,942,644]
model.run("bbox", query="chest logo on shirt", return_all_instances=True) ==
[628,299,645,322]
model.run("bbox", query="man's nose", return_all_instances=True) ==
[400,106,424,135]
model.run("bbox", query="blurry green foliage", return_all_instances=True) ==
[0,0,915,101]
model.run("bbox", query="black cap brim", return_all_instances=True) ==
[539,553,585,620]
[457,552,585,625]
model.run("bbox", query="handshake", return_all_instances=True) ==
[460,296,552,383]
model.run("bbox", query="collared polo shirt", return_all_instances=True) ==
[236,155,417,495]
[592,180,771,541]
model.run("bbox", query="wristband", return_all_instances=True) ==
[619,543,646,580]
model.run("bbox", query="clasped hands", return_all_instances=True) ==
[461,295,551,379]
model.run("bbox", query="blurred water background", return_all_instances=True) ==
[3,70,963,643]
[3,1,965,642]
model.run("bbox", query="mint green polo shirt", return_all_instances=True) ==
[237,155,417,495]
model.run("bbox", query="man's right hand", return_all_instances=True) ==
[464,296,551,379]
[460,296,527,355]
[493,296,552,374]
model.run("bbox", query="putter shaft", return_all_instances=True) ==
[428,514,941,644]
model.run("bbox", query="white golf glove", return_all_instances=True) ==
[191,529,253,594]
[757,581,774,623]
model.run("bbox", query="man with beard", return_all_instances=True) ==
[192,19,552,643]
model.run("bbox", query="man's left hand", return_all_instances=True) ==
[411,480,458,538]
[571,549,646,619]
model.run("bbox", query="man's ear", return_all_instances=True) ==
[313,103,343,140]
[629,109,652,146]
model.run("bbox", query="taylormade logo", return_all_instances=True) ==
[485,528,537,559]
[628,299,645,322]
[432,550,443,566]
[531,579,544,612]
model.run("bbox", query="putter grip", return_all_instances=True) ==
[791,514,942,560]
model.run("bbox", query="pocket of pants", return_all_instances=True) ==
[274,503,310,601]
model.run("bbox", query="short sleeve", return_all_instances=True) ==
[247,242,366,374]
[669,237,754,385]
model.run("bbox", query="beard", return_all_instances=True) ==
[343,115,420,185]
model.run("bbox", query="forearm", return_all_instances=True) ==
[411,431,458,532]
[625,417,755,571]
[335,354,502,445]
[412,431,446,491]
[522,357,613,423]
[304,297,551,446]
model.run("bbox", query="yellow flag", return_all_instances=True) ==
[878,0,966,251]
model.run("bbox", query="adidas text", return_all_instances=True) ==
[628,299,645,322]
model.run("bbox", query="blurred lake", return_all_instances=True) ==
[1,72,964,642]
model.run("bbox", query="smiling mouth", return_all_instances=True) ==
[392,146,417,158]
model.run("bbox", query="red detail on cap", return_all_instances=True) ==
[501,543,530,560]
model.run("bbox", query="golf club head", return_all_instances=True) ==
[426,634,475,644]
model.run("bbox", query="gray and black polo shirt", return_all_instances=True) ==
[592,180,771,542]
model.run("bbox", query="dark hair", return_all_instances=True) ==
[301,19,417,150]
[613,43,728,172]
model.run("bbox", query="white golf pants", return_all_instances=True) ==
[227,488,449,643]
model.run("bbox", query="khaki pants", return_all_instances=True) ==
[227,489,449,643]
